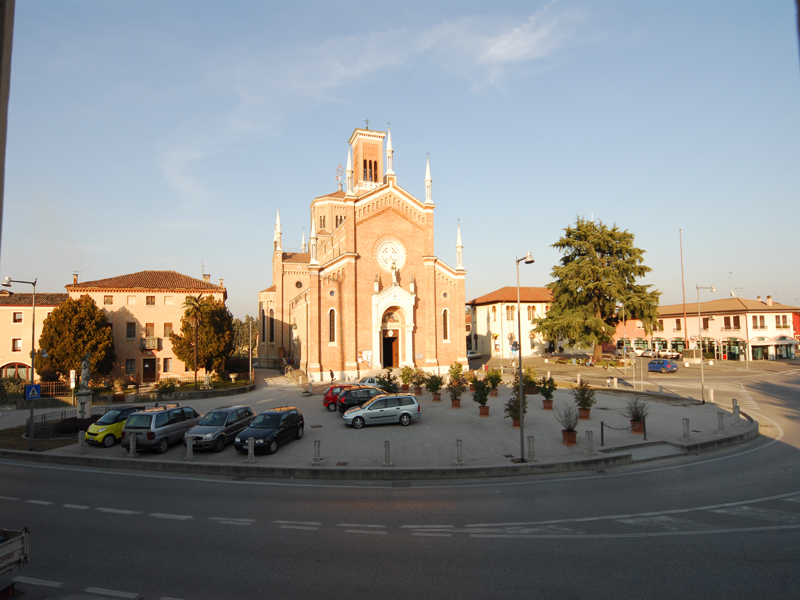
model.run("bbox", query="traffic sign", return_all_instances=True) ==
[25,384,41,400]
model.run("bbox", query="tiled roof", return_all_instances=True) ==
[260,285,276,293]
[282,252,311,264]
[468,286,553,305]
[659,297,800,316]
[314,190,346,200]
[65,270,225,292]
[0,292,69,307]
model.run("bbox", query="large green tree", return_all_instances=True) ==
[38,296,116,383]
[170,296,235,375]
[535,217,660,361]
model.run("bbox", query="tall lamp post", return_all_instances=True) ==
[696,284,715,404]
[2,277,37,450]
[515,252,534,463]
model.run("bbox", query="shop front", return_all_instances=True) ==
[721,338,745,361]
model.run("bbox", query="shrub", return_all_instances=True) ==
[448,362,464,381]
[375,368,400,393]
[399,366,415,385]
[555,403,579,432]
[0,376,25,399]
[622,397,650,422]
[522,365,538,388]
[156,378,177,394]
[503,396,528,421]
[485,368,502,390]
[472,379,490,406]
[411,368,427,387]
[539,376,557,401]
[425,373,443,394]
[572,379,596,409]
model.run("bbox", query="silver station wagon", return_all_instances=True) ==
[121,404,202,454]
[343,394,421,429]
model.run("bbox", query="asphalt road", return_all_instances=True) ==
[2,367,799,600]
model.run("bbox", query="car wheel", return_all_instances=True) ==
[399,414,411,426]
[102,434,116,448]
[327,402,337,412]
[353,417,365,429]
[156,437,169,454]
[296,425,304,440]
[212,436,225,453]
[660,367,667,374]
[267,438,278,454]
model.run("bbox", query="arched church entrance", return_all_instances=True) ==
[381,309,403,368]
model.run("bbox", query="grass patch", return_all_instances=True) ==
[0,425,77,452]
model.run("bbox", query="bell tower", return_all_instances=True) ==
[349,125,386,190]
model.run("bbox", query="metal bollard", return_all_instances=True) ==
[583,430,595,456]
[384,440,393,467]
[312,439,323,466]
[643,417,647,440]
[733,404,742,427]
[659,385,663,395]
[183,436,196,461]
[245,437,257,464]
[454,439,464,466]
[681,417,692,441]
[708,388,715,403]
[716,412,726,434]
[527,435,536,462]
[76,430,86,455]
[613,377,618,389]
[732,398,738,408]
[127,434,139,458]
[600,421,605,446]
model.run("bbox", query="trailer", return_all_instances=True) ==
[0,528,29,598]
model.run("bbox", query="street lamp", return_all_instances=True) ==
[515,252,534,463]
[696,284,715,404]
[2,277,37,451]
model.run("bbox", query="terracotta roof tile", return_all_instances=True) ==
[260,285,276,293]
[314,190,346,200]
[659,297,800,316]
[468,286,553,305]
[282,252,311,264]
[65,270,225,292]
[0,291,69,307]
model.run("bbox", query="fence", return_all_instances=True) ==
[26,404,117,439]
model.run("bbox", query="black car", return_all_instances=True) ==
[234,407,304,455]
[337,386,386,414]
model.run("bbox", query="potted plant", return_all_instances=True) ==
[426,373,444,401]
[446,362,468,408]
[539,376,557,410]
[522,365,539,394]
[572,379,596,420]
[503,394,528,428]
[472,378,491,416]
[399,365,414,391]
[555,403,579,445]
[375,368,400,393]
[113,378,126,403]
[465,370,477,392]
[411,368,427,396]
[622,397,650,434]
[486,368,502,397]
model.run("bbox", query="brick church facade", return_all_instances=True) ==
[258,127,466,382]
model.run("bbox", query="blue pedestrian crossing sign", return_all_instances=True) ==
[25,384,41,400]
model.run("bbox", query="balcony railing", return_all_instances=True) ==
[140,337,160,350]
[721,326,741,331]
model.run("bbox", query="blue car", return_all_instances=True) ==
[648,359,678,373]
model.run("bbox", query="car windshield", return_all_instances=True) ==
[250,413,280,428]
[198,411,228,427]
[97,410,124,425]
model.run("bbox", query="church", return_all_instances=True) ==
[258,126,467,382]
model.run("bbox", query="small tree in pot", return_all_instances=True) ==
[485,368,503,397]
[375,368,400,393]
[503,390,528,428]
[472,378,491,416]
[411,368,427,395]
[399,365,414,391]
[622,397,649,434]
[446,362,468,409]
[426,373,444,401]
[555,403,580,445]
[522,365,539,394]
[539,376,557,409]
[465,370,477,391]
[572,379,596,420]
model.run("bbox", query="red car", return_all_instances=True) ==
[323,383,355,412]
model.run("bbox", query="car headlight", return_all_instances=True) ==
[235,437,241,443]
[255,439,264,445]
[97,427,107,433]
[204,433,213,440]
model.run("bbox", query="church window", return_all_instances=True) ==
[269,309,275,343]
[442,310,449,341]
[329,309,336,344]
[492,307,496,321]
[363,160,368,181]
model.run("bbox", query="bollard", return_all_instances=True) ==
[312,439,323,466]
[454,439,464,466]
[546,370,550,380]
[183,436,196,461]
[681,417,692,441]
[643,417,647,441]
[583,430,595,456]
[576,373,581,385]
[606,378,611,387]
[716,412,726,434]
[732,398,738,408]
[613,377,618,389]
[127,434,139,458]
[659,385,663,395]
[600,421,605,446]
[245,437,257,464]
[76,430,86,455]
[733,404,742,427]
[708,388,715,403]
[527,435,537,462]
[384,440,393,467]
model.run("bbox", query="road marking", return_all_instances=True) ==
[13,576,63,588]
[96,507,139,515]
[337,523,385,528]
[401,524,455,529]
[279,525,318,530]
[274,520,321,526]
[0,495,19,501]
[85,587,141,598]
[467,524,800,539]
[345,529,387,535]
[737,384,759,409]
[209,517,254,526]
[616,516,715,531]
[64,504,90,510]
[150,512,193,520]
[159,597,188,600]
[782,496,800,504]
[710,506,800,524]
[412,532,452,537]
[26,500,53,505]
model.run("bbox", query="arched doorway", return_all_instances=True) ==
[381,309,403,368]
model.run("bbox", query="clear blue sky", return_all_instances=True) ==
[3,1,799,318]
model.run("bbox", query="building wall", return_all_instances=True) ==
[471,300,561,359]
[0,301,62,380]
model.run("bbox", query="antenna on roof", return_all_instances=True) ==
[201,260,205,277]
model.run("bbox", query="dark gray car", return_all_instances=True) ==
[183,405,255,452]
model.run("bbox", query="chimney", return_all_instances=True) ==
[767,295,773,306]
[73,274,78,284]
[219,278,224,287]
[757,296,761,302]
[203,274,210,283]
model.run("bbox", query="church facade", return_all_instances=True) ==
[258,127,466,382]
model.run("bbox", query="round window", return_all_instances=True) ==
[376,240,406,272]
[443,292,448,299]
[295,281,302,289]
[329,290,335,297]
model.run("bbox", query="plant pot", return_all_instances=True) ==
[469,384,475,392]
[402,384,410,391]
[578,408,591,420]
[525,386,540,395]
[451,397,461,409]
[414,386,422,396]
[432,392,441,402]
[630,420,644,434]
[512,418,520,428]
[542,399,553,410]
[478,405,490,417]
[490,389,498,397]
[562,430,577,446]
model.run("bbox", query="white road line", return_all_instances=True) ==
[280,525,318,531]
[345,529,387,535]
[13,576,63,588]
[274,520,321,526]
[209,517,254,526]
[710,506,800,524]
[85,587,141,599]
[160,597,188,600]
[401,525,455,529]
[468,524,800,539]
[26,500,53,505]
[616,516,715,531]
[782,496,800,504]
[150,512,193,520]
[64,504,90,510]
[96,507,139,515]
[0,495,19,501]
[412,532,452,537]
[737,384,759,409]
[336,523,385,528]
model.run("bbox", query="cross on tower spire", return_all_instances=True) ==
[364,118,370,129]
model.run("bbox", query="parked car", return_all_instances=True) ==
[641,349,656,358]
[337,385,386,414]
[343,394,421,429]
[323,384,355,412]
[359,376,380,386]
[85,405,146,447]
[467,350,482,360]
[121,404,202,454]
[183,405,255,452]
[648,359,679,373]
[234,407,304,455]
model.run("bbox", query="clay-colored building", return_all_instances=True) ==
[259,127,467,382]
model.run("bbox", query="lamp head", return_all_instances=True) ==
[1,277,10,288]
[710,286,716,293]
[523,251,534,264]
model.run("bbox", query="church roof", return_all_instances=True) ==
[468,286,553,305]
[314,190,346,201]
[658,297,799,316]
[282,252,311,264]
[65,270,225,293]
[0,291,68,306]
[260,285,276,294]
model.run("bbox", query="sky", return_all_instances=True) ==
[2,0,799,319]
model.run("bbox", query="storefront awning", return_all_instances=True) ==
[749,337,774,346]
